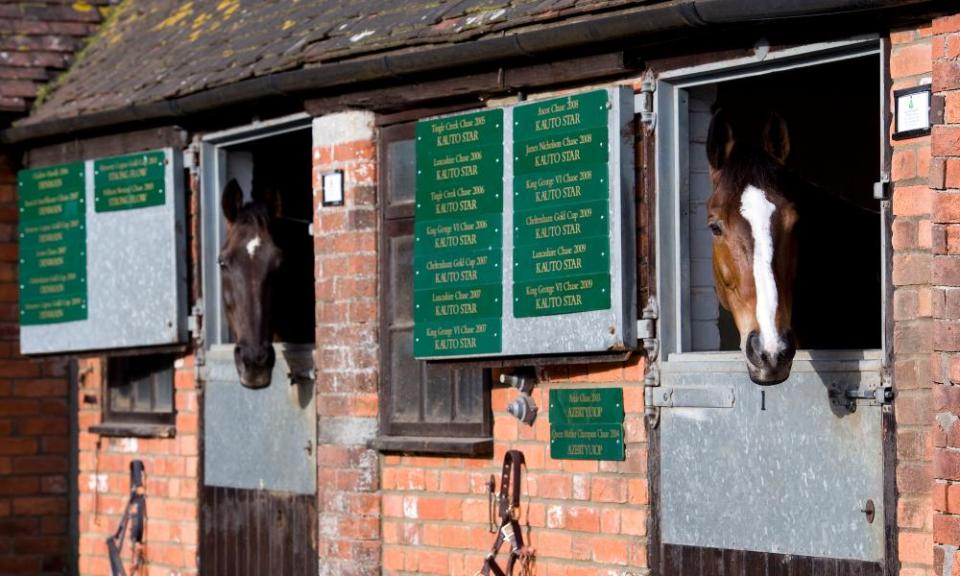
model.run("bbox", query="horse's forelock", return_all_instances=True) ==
[717,148,792,205]
[233,201,273,230]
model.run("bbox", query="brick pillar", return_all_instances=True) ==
[890,25,937,575]
[931,15,960,575]
[0,150,72,576]
[312,111,381,576]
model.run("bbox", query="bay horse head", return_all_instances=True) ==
[219,179,282,389]
[706,109,799,385]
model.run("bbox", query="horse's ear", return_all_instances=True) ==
[707,109,735,170]
[222,179,243,224]
[762,112,791,165]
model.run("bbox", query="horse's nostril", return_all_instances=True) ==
[745,331,763,365]
[780,331,797,362]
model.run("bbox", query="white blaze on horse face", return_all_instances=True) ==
[739,185,780,356]
[246,235,262,258]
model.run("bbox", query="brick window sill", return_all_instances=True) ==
[89,423,176,439]
[370,436,492,457]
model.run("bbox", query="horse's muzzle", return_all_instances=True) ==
[744,330,796,385]
[235,344,276,389]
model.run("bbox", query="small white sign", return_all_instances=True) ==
[322,170,344,206]
[896,88,931,136]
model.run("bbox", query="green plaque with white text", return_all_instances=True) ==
[94,150,166,212]
[512,91,612,319]
[17,162,87,325]
[412,87,634,359]
[414,109,504,357]
[549,388,625,461]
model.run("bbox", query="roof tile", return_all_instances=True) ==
[22,0,666,125]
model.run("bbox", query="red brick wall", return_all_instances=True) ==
[70,159,202,575]
[0,151,71,576]
[380,362,647,576]
[890,23,938,576]
[931,13,960,576]
[74,356,200,576]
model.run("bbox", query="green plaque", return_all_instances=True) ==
[514,128,608,175]
[513,90,609,137]
[414,317,501,357]
[413,251,500,291]
[514,164,609,212]
[17,162,87,325]
[514,273,611,318]
[416,108,504,153]
[416,144,503,195]
[414,214,501,254]
[20,296,88,325]
[416,178,503,220]
[414,283,502,322]
[94,150,166,212]
[514,199,608,247]
[414,109,505,358]
[513,236,609,283]
[550,423,625,461]
[549,388,624,424]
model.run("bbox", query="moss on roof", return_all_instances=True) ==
[21,0,662,125]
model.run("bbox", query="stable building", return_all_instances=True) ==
[3,0,960,574]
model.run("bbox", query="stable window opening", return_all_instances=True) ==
[374,120,492,455]
[201,116,316,350]
[663,51,882,357]
[102,353,176,428]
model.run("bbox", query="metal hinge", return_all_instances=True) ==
[188,302,205,368]
[638,70,656,132]
[640,296,662,426]
[183,139,200,175]
[873,173,890,200]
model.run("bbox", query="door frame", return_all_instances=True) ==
[197,113,319,576]
[646,34,897,575]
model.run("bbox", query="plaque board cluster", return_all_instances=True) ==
[18,149,187,355]
[549,388,625,461]
[413,87,636,360]
[18,163,88,325]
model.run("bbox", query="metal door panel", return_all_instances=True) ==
[203,344,316,494]
[660,352,884,562]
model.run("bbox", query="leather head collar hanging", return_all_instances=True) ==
[108,460,146,576]
[479,450,534,576]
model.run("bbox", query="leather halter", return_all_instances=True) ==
[108,460,146,576]
[480,450,533,576]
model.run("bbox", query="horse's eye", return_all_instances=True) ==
[217,256,227,269]
[708,221,723,237]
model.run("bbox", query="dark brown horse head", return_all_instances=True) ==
[220,179,282,389]
[706,109,799,385]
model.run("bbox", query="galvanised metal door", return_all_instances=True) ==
[650,38,894,575]
[656,352,887,574]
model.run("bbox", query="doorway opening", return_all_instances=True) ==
[201,116,316,347]
[680,55,881,354]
